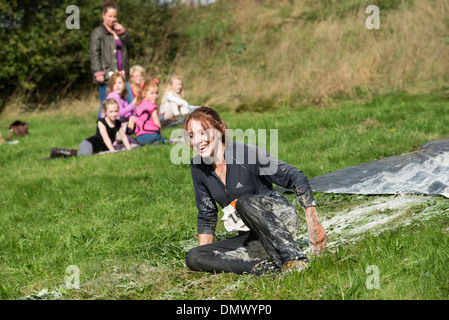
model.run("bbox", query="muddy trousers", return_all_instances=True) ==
[185,194,309,274]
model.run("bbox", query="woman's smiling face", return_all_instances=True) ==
[187,119,223,159]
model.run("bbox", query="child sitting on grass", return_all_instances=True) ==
[128,79,168,145]
[50,98,131,158]
[103,71,138,144]
[159,75,190,121]
[99,71,137,121]
[129,65,145,98]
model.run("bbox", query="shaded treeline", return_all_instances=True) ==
[0,0,179,111]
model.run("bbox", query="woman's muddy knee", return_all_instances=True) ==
[235,194,259,214]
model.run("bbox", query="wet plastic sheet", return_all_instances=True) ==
[308,138,449,198]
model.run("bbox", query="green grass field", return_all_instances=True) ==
[1,92,449,300]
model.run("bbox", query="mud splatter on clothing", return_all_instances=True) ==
[190,141,315,235]
[186,194,308,274]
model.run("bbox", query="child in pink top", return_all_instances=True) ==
[128,79,167,145]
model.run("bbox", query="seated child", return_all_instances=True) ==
[159,76,190,121]
[128,79,167,145]
[50,99,131,157]
[102,71,139,143]
[129,65,145,98]
[102,71,137,120]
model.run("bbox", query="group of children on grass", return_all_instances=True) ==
[50,66,195,158]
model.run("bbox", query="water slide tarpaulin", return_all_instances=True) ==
[307,138,449,198]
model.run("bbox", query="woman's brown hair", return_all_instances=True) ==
[182,106,228,146]
[103,0,118,14]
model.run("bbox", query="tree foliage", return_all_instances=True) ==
[0,0,178,110]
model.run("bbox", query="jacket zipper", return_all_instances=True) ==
[212,164,230,201]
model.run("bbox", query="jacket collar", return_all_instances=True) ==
[100,23,112,35]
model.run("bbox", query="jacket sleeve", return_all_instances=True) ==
[255,145,316,209]
[89,28,103,76]
[191,162,218,235]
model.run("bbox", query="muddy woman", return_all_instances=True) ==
[182,107,328,276]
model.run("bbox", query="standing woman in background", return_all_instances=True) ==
[90,0,134,119]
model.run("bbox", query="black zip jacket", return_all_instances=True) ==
[190,141,316,235]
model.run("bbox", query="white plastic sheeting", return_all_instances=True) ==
[309,138,449,198]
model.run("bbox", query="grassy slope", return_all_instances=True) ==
[1,0,449,301]
[1,92,449,300]
[174,0,449,110]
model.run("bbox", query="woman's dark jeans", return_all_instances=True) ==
[186,194,308,274]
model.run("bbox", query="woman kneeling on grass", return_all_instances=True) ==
[50,98,131,158]
[183,107,328,276]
